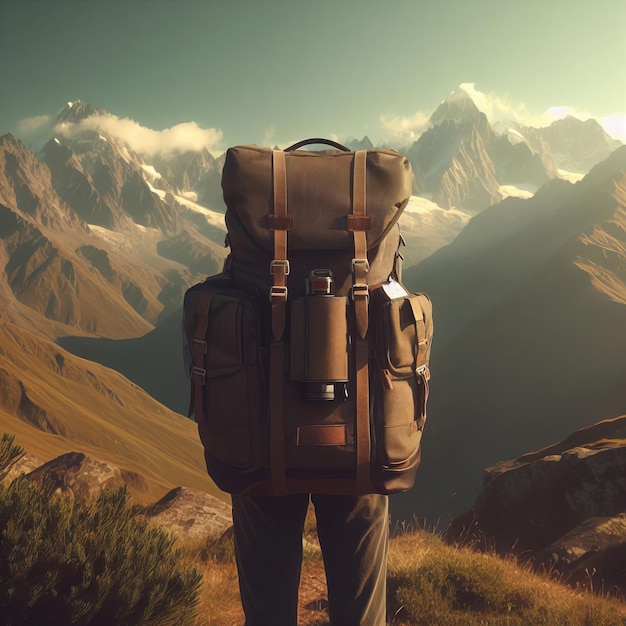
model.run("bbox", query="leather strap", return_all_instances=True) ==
[351,150,371,492]
[408,296,427,369]
[269,150,288,495]
[269,339,287,494]
[355,337,370,491]
[351,150,369,340]
[270,150,288,342]
[408,296,429,420]
[191,291,215,422]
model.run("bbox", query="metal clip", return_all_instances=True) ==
[351,283,369,301]
[269,285,288,302]
[192,338,207,354]
[191,366,206,385]
[416,364,431,381]
[351,258,370,273]
[270,259,290,275]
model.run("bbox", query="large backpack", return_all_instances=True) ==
[183,138,433,496]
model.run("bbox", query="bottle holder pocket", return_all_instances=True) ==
[290,295,349,401]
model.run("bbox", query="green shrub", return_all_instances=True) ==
[0,442,202,626]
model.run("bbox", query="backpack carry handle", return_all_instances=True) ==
[284,138,350,152]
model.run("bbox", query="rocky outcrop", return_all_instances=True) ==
[538,514,626,591]
[447,415,626,593]
[141,486,232,540]
[26,452,130,503]
[0,446,230,543]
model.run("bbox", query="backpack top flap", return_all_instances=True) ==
[221,144,413,252]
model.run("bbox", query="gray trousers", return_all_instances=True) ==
[231,493,389,626]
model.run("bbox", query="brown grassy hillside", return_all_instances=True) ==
[0,319,220,506]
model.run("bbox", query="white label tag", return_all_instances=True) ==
[381,280,409,300]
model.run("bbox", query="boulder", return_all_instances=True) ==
[26,451,128,503]
[141,486,232,541]
[537,514,626,593]
[447,415,626,594]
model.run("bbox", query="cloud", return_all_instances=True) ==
[54,113,224,156]
[14,115,57,147]
[458,82,551,128]
[379,110,431,146]
[15,110,224,156]
[599,113,626,142]
[15,114,53,136]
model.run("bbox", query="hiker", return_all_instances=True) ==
[184,139,432,626]
[232,492,389,625]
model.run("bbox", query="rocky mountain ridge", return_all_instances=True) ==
[0,133,224,338]
[399,146,626,522]
[405,87,620,213]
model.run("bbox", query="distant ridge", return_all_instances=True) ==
[397,146,626,522]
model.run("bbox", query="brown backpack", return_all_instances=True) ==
[183,138,433,495]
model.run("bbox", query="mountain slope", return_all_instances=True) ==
[400,146,626,522]
[0,320,219,506]
[0,135,162,337]
[0,133,220,337]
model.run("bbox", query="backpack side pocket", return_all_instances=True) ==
[370,287,433,470]
[184,279,264,474]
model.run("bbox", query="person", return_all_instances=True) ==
[231,492,389,626]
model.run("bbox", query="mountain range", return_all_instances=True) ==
[405,88,620,212]
[0,88,624,524]
[400,145,626,521]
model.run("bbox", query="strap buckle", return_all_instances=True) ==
[191,366,206,385]
[351,283,369,301]
[269,285,288,302]
[270,259,290,275]
[351,258,370,273]
[192,338,207,354]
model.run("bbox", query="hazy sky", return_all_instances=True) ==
[1,0,625,152]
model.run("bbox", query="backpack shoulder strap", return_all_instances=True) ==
[350,150,371,492]
[268,149,289,494]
